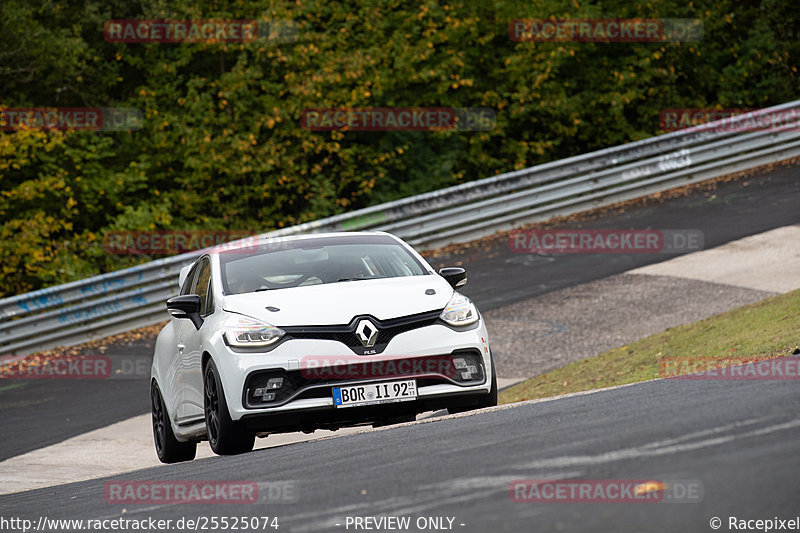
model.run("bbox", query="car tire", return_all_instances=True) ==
[204,359,255,455]
[448,353,498,414]
[152,382,197,463]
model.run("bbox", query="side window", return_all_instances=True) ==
[179,262,200,296]
[205,279,215,315]
[193,258,213,316]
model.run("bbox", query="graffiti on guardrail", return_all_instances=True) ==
[80,277,130,297]
[621,149,692,181]
[57,289,148,325]
[602,131,713,168]
[14,290,64,313]
[340,212,387,231]
[9,272,147,315]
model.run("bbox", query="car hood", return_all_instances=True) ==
[221,275,453,325]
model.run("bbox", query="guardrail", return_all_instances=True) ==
[2,101,799,357]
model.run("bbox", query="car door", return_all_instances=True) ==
[177,256,213,422]
[169,260,200,423]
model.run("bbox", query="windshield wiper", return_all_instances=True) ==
[337,276,387,282]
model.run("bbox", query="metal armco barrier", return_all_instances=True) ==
[2,101,799,357]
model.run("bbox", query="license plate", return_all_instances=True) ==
[333,380,417,408]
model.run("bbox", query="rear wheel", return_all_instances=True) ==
[204,359,255,455]
[151,382,197,463]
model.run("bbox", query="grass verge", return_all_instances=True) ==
[499,288,800,404]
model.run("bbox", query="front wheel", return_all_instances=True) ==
[204,359,255,455]
[152,382,197,463]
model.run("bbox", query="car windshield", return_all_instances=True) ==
[219,235,428,294]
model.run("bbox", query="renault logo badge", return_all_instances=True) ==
[355,319,378,348]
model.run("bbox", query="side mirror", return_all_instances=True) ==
[438,267,467,289]
[166,294,203,330]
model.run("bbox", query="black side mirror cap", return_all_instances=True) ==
[438,267,467,289]
[166,294,203,330]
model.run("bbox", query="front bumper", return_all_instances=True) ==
[239,387,488,435]
[211,320,492,427]
[242,348,486,408]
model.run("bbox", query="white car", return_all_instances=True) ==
[150,232,496,463]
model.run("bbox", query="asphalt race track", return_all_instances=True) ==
[448,165,800,310]
[2,165,800,531]
[3,364,799,531]
[0,338,156,462]
[5,165,800,459]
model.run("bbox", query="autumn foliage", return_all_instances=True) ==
[1,0,798,295]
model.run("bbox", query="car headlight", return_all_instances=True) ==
[440,293,479,326]
[223,314,285,347]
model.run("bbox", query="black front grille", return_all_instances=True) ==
[242,349,485,409]
[281,309,441,354]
